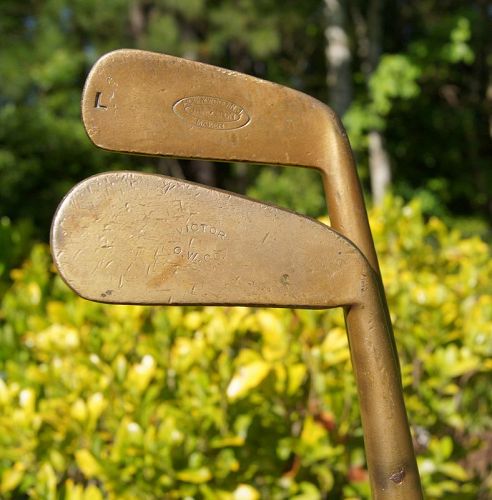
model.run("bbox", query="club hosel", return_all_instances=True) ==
[345,274,423,499]
[319,110,381,278]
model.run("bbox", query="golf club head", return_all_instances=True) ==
[51,171,371,308]
[82,49,347,171]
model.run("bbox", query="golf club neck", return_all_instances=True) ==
[320,120,381,277]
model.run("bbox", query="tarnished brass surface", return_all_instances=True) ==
[82,49,378,274]
[51,172,367,308]
[78,50,423,498]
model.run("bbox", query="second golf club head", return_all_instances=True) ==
[51,171,371,308]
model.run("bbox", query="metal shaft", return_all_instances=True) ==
[320,124,422,498]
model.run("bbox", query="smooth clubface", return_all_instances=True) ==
[51,171,370,308]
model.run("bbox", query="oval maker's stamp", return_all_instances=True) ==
[173,96,250,130]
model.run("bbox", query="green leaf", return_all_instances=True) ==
[287,363,307,395]
[1,463,25,493]
[300,416,326,446]
[176,467,212,484]
[232,484,260,500]
[439,462,469,482]
[226,360,270,400]
[75,450,101,478]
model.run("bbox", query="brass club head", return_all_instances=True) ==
[82,49,344,171]
[51,171,372,308]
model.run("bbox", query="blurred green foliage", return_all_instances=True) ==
[0,197,491,498]
[0,217,33,297]
[0,1,490,235]
[247,168,325,218]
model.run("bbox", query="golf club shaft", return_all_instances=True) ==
[320,137,422,498]
[346,276,422,499]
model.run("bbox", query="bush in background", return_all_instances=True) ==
[0,196,491,499]
[0,217,33,298]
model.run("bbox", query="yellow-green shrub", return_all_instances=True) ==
[0,196,491,499]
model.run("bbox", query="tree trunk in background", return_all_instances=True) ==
[488,66,492,140]
[157,158,185,179]
[366,0,391,205]
[324,0,352,117]
[487,66,492,217]
[352,0,392,204]
[367,132,391,205]
[368,130,391,204]
[129,0,151,39]
[478,0,492,218]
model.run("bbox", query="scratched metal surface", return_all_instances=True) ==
[51,171,367,307]
[81,49,380,275]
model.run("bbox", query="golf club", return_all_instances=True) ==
[52,171,421,498]
[81,48,400,376]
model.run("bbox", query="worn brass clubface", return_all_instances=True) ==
[52,171,370,308]
[68,50,424,498]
